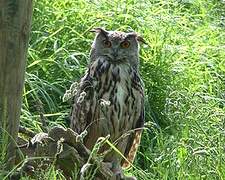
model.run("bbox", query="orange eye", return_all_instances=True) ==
[120,41,130,48]
[103,40,111,48]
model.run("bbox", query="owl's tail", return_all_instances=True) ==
[122,130,142,168]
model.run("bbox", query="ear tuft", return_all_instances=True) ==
[136,35,147,44]
[126,32,146,44]
[90,27,108,37]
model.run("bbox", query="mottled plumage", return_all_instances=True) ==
[70,28,145,170]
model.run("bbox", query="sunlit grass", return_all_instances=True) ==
[5,0,225,179]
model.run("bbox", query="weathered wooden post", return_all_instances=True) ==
[0,0,33,169]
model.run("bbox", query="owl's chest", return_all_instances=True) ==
[88,61,143,134]
[91,61,133,106]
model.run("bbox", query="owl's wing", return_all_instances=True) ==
[70,68,95,134]
[122,99,145,168]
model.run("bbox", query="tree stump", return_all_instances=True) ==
[0,0,33,169]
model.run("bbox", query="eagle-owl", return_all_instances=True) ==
[70,27,145,175]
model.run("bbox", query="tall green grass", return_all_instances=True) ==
[4,0,225,179]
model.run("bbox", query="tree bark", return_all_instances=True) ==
[0,0,33,169]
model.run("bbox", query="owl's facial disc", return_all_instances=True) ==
[101,39,132,62]
[90,28,145,68]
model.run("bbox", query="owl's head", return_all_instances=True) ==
[90,28,145,69]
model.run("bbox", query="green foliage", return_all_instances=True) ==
[6,0,225,179]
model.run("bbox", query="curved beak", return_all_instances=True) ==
[112,48,118,59]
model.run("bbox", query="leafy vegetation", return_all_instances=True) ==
[2,0,225,179]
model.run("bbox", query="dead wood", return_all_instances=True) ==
[14,126,121,180]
